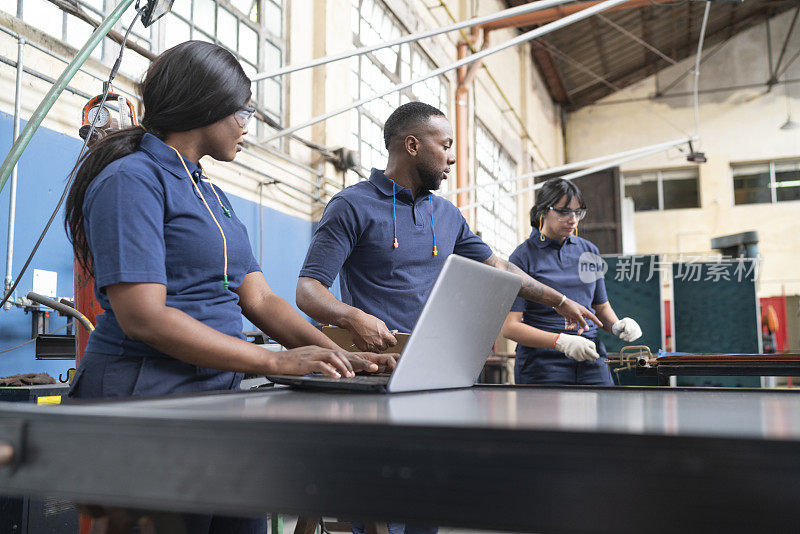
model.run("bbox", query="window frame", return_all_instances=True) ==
[474,120,517,259]
[623,167,701,212]
[349,0,449,182]
[731,158,800,206]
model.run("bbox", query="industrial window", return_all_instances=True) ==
[474,121,516,259]
[350,0,448,180]
[733,159,800,205]
[624,168,700,211]
[1,0,284,134]
[162,0,284,131]
[0,0,155,77]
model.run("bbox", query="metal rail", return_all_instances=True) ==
[263,0,632,143]
[251,0,574,81]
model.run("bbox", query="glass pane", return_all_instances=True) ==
[732,164,771,205]
[264,1,282,37]
[663,178,699,210]
[263,40,281,70]
[193,0,215,34]
[262,78,281,116]
[171,0,190,19]
[0,0,16,16]
[239,22,257,63]
[230,0,253,17]
[775,160,800,202]
[24,0,63,39]
[217,8,238,51]
[120,51,150,80]
[164,13,191,49]
[194,30,214,43]
[624,173,659,211]
[66,17,100,58]
[662,168,699,209]
[82,0,104,13]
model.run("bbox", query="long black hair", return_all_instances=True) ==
[530,177,587,227]
[65,40,251,274]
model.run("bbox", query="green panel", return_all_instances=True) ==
[672,260,760,387]
[597,255,663,355]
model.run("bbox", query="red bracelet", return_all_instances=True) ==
[553,333,561,349]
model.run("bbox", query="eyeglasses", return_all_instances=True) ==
[234,106,256,129]
[549,207,587,221]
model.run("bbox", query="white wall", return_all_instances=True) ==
[567,9,800,297]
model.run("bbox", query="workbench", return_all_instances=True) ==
[0,385,799,533]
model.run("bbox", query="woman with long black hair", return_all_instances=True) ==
[501,178,642,385]
[65,43,392,402]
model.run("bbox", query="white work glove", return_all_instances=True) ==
[555,333,599,362]
[612,317,642,342]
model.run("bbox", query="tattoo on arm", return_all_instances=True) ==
[484,254,545,301]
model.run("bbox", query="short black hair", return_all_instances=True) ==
[383,101,446,149]
[530,177,587,227]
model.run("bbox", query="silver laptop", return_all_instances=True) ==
[267,254,522,393]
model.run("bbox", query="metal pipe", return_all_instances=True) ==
[455,41,470,211]
[264,0,632,143]
[441,137,693,198]
[26,292,94,333]
[693,2,711,138]
[252,0,573,81]
[0,0,135,195]
[456,136,695,212]
[4,38,24,311]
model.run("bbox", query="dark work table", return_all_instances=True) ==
[0,384,799,533]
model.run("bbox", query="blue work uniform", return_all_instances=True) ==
[299,168,493,332]
[300,168,491,534]
[509,229,611,385]
[69,133,262,400]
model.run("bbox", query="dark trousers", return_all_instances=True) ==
[515,338,612,385]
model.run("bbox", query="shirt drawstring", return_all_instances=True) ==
[388,178,437,256]
[429,197,438,256]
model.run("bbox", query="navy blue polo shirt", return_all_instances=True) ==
[299,168,493,332]
[509,228,608,338]
[83,133,262,358]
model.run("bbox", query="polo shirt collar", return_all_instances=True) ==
[369,168,431,202]
[531,228,574,248]
[140,133,203,180]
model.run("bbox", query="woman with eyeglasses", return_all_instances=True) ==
[501,178,641,385]
[64,41,394,528]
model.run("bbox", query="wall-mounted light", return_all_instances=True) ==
[140,0,175,27]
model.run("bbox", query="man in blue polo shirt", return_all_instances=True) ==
[297,101,600,354]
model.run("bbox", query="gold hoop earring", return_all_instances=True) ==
[539,215,546,241]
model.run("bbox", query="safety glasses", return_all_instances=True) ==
[549,206,587,221]
[234,106,256,129]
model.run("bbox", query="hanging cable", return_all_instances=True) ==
[0,5,145,311]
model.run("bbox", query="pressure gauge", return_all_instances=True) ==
[86,105,111,129]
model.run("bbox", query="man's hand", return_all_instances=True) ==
[554,298,603,334]
[554,333,599,362]
[611,317,642,342]
[342,309,398,352]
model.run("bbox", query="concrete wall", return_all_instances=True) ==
[566,9,800,297]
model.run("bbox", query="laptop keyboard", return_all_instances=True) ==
[305,373,391,384]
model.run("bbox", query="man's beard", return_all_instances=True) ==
[418,165,444,192]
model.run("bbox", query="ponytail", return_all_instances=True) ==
[64,126,148,275]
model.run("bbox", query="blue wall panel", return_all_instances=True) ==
[0,112,314,377]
